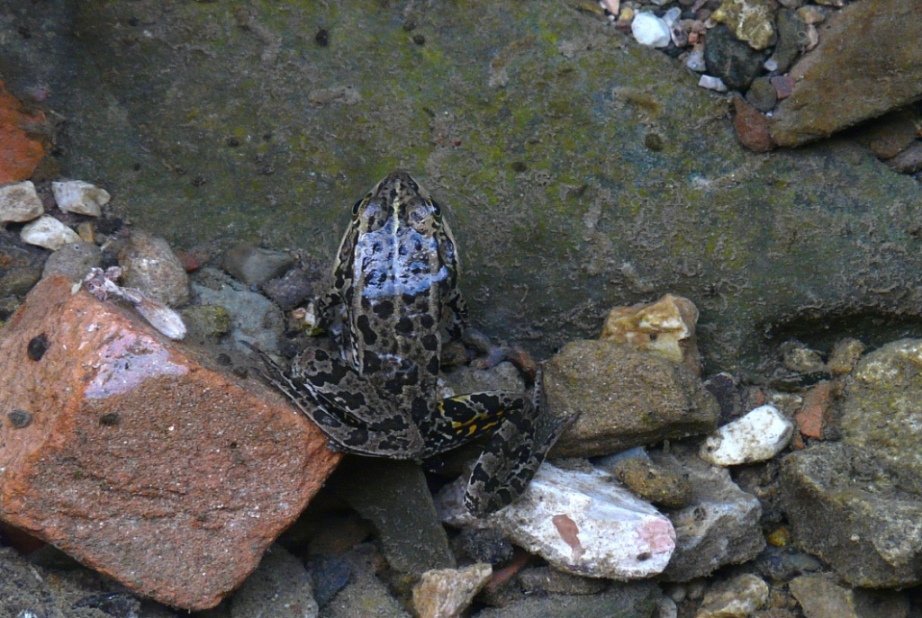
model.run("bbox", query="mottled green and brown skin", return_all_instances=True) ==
[254,171,569,515]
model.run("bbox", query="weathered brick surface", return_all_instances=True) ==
[0,276,340,610]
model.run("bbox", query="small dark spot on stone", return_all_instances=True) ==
[412,34,426,45]
[9,409,32,428]
[99,413,120,426]
[132,162,142,171]
[174,166,187,176]
[191,175,207,187]
[225,137,241,147]
[229,441,238,449]
[260,165,275,176]
[315,28,329,47]
[403,20,417,32]
[127,17,139,27]
[17,25,31,39]
[215,353,232,366]
[232,366,248,379]
[644,132,665,151]
[636,552,651,561]
[27,333,49,361]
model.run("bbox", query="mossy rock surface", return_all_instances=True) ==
[4,0,922,372]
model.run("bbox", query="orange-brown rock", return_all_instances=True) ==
[600,293,701,376]
[0,276,340,610]
[0,82,48,183]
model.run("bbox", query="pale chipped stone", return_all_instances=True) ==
[698,75,728,92]
[20,215,81,251]
[51,180,110,217]
[695,574,768,617]
[437,463,676,579]
[0,180,44,223]
[711,0,777,50]
[413,564,492,618]
[700,405,793,465]
[601,293,701,375]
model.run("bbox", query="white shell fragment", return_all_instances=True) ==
[52,180,110,217]
[438,463,675,579]
[699,405,793,466]
[632,12,672,48]
[20,215,81,251]
[0,180,44,223]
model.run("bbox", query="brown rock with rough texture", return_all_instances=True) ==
[770,0,922,147]
[0,276,340,610]
[546,340,718,458]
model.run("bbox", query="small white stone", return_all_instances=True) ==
[21,215,81,251]
[699,405,793,465]
[685,48,707,72]
[437,463,676,579]
[0,180,44,223]
[697,75,728,92]
[663,6,682,28]
[632,12,672,48]
[52,180,110,217]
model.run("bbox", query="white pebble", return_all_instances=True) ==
[0,180,44,223]
[685,48,707,72]
[632,12,672,48]
[52,180,110,217]
[697,75,728,92]
[21,215,82,251]
[699,405,793,465]
[437,463,675,579]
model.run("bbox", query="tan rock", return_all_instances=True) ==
[413,563,492,618]
[600,293,701,375]
[0,276,340,610]
[771,0,922,147]
[546,340,718,458]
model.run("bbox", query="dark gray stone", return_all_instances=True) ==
[221,244,294,287]
[41,241,102,282]
[704,25,765,90]
[331,459,455,575]
[746,77,778,113]
[771,9,809,74]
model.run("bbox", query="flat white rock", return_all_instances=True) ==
[631,12,672,48]
[699,404,793,465]
[437,463,675,579]
[20,215,81,251]
[0,180,44,223]
[698,75,728,92]
[52,180,110,217]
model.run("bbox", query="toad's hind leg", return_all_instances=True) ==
[247,344,426,458]
[462,372,577,517]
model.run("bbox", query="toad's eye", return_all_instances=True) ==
[430,199,442,218]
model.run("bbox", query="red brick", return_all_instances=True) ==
[0,276,340,609]
[0,81,47,183]
[732,96,775,153]
[795,381,833,440]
